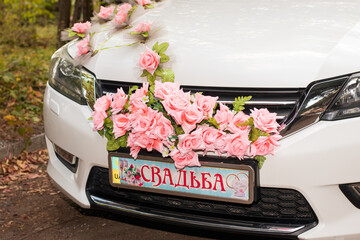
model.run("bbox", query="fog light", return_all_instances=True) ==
[339,182,360,209]
[53,144,79,173]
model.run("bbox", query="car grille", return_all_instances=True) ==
[96,80,305,124]
[86,167,317,226]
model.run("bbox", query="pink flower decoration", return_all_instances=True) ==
[162,90,191,117]
[92,110,107,131]
[225,131,251,159]
[76,36,90,57]
[111,88,128,114]
[71,21,91,33]
[154,81,180,100]
[194,93,218,118]
[169,150,200,170]
[94,94,112,112]
[112,113,130,138]
[134,21,152,33]
[136,0,152,6]
[129,82,149,105]
[250,108,279,133]
[113,11,127,25]
[138,47,161,75]
[228,111,250,133]
[118,3,132,13]
[214,103,234,131]
[250,134,281,156]
[177,129,204,155]
[153,115,174,141]
[98,6,114,19]
[200,126,223,154]
[175,104,204,134]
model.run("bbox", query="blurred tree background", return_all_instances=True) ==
[0,0,119,144]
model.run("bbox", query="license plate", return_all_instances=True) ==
[109,153,257,204]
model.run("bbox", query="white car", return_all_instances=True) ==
[44,0,360,239]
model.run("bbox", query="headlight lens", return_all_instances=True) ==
[322,74,360,120]
[49,43,96,107]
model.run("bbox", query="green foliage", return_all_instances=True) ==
[161,69,175,82]
[255,156,266,169]
[233,96,252,112]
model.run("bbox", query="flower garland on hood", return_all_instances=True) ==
[67,1,282,169]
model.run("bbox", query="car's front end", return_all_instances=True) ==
[44,0,360,239]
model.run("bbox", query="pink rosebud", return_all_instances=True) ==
[225,131,251,159]
[154,81,180,100]
[112,113,130,139]
[214,103,234,131]
[194,93,218,118]
[98,6,114,19]
[76,36,90,57]
[169,150,200,170]
[228,111,250,133]
[250,108,279,133]
[134,21,152,33]
[138,47,161,75]
[113,11,127,25]
[71,21,91,33]
[136,0,152,6]
[111,88,128,114]
[92,110,107,131]
[94,94,112,112]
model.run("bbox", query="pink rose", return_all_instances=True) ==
[130,110,154,133]
[94,94,112,112]
[177,129,204,155]
[153,115,174,141]
[250,108,279,133]
[138,47,161,75]
[175,104,204,134]
[76,36,90,57]
[213,131,229,156]
[200,126,222,153]
[162,90,191,117]
[169,150,200,170]
[129,82,149,104]
[130,146,141,159]
[134,21,152,33]
[112,113,130,138]
[225,131,251,159]
[137,0,152,6]
[92,110,107,131]
[214,103,234,131]
[111,88,128,114]
[118,3,132,13]
[98,6,114,19]
[129,99,148,115]
[113,11,127,25]
[228,111,250,133]
[154,81,180,100]
[71,21,91,33]
[194,93,218,118]
[250,134,281,156]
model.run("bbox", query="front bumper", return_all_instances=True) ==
[44,84,360,239]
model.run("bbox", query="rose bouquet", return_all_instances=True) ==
[124,164,143,186]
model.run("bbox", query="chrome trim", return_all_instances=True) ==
[90,195,306,235]
[218,100,297,106]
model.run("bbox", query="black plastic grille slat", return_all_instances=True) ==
[97,80,305,123]
[86,167,317,225]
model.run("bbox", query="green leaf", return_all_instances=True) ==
[161,69,175,82]
[144,4,154,9]
[175,125,184,135]
[233,96,252,113]
[147,73,156,85]
[119,132,129,148]
[149,84,155,94]
[154,68,163,77]
[255,156,266,169]
[98,129,105,136]
[141,32,149,38]
[157,42,169,54]
[207,117,220,129]
[130,31,140,35]
[140,70,148,77]
[104,118,113,129]
[152,42,159,51]
[88,117,93,120]
[107,137,121,151]
[237,117,254,127]
[68,31,76,37]
[77,33,85,38]
[249,127,260,142]
[128,85,139,96]
[128,6,137,18]
[160,53,169,63]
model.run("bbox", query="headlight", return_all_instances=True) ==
[322,73,360,120]
[49,43,96,108]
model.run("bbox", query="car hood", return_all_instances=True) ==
[71,0,360,88]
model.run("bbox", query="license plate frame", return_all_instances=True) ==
[108,152,258,205]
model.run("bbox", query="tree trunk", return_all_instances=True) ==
[72,0,93,25]
[57,0,71,47]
